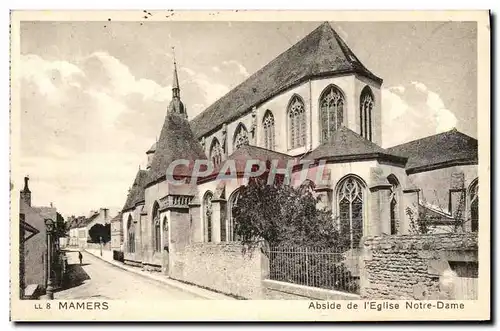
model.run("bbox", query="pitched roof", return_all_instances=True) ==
[147,114,207,186]
[214,144,294,174]
[110,212,122,223]
[189,22,382,138]
[122,170,149,211]
[303,126,407,163]
[386,129,478,174]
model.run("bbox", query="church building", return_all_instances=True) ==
[118,22,478,274]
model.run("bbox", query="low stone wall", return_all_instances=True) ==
[361,233,478,300]
[170,242,268,299]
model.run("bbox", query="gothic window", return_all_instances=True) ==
[127,215,135,253]
[152,202,161,252]
[228,189,242,241]
[337,176,365,249]
[360,86,374,141]
[209,138,223,168]
[388,175,400,235]
[233,124,249,151]
[320,85,344,143]
[204,192,213,242]
[263,110,275,150]
[469,179,478,232]
[220,203,227,242]
[287,95,306,149]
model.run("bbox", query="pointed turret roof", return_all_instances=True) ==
[190,22,382,138]
[172,59,180,91]
[122,169,148,211]
[147,114,207,186]
[304,126,406,164]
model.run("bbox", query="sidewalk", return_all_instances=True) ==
[81,248,235,300]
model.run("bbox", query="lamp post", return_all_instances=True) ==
[44,218,54,300]
[100,236,103,257]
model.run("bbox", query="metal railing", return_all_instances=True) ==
[268,245,361,294]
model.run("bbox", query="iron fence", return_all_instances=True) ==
[268,245,360,294]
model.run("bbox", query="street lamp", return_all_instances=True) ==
[44,218,54,300]
[99,236,103,256]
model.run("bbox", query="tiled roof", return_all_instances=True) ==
[122,170,149,211]
[304,126,407,164]
[189,22,382,138]
[386,129,478,174]
[147,114,207,186]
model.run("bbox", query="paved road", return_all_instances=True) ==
[54,251,204,300]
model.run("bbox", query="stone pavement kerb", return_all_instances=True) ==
[79,248,235,300]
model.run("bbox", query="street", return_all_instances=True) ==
[54,251,205,300]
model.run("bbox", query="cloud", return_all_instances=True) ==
[411,81,458,132]
[388,85,405,94]
[180,66,230,114]
[382,82,458,147]
[19,52,169,216]
[222,60,250,77]
[212,66,221,73]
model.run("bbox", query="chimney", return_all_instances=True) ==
[20,176,31,207]
[100,208,109,222]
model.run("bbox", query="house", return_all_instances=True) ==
[116,22,478,279]
[18,177,60,299]
[74,208,111,248]
[110,212,123,251]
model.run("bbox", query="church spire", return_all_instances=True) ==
[166,46,187,119]
[172,47,180,99]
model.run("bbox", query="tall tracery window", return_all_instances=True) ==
[152,202,161,252]
[127,215,135,253]
[469,179,478,232]
[337,176,364,249]
[263,110,275,150]
[204,192,213,242]
[209,138,223,168]
[388,175,400,235]
[233,124,249,150]
[320,85,344,143]
[360,86,374,141]
[288,95,306,149]
[228,189,242,241]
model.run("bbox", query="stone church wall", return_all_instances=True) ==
[170,242,268,299]
[360,232,478,300]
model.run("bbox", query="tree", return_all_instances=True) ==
[54,213,68,239]
[232,177,342,252]
[88,223,111,243]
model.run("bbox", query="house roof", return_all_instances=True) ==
[110,212,122,223]
[122,169,149,211]
[386,128,478,174]
[189,22,382,138]
[303,126,407,164]
[147,114,207,186]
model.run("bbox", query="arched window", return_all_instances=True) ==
[209,138,223,168]
[162,216,169,252]
[320,85,344,143]
[233,124,249,151]
[469,179,478,232]
[203,192,213,242]
[388,175,400,235]
[152,202,161,252]
[227,189,242,241]
[287,95,306,149]
[360,86,374,141]
[337,176,365,249]
[127,215,135,253]
[263,110,275,150]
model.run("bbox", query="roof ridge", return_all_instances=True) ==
[386,128,473,149]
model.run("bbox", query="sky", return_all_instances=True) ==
[17,20,478,218]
